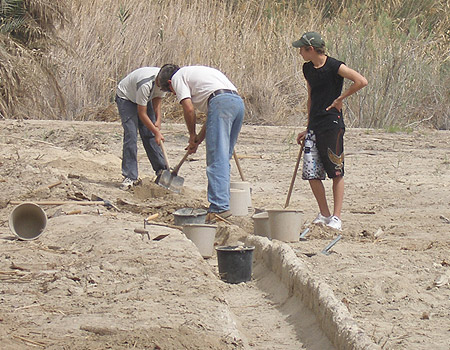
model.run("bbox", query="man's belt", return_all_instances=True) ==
[208,89,239,103]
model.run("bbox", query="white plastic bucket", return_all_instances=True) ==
[229,188,248,216]
[230,181,252,210]
[267,209,303,242]
[252,211,270,238]
[182,224,217,258]
[9,202,47,240]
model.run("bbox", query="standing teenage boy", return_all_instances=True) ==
[156,64,245,222]
[293,32,368,230]
[115,67,168,189]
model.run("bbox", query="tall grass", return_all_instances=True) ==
[2,0,449,129]
[0,0,67,120]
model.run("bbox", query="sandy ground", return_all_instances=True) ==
[0,119,449,349]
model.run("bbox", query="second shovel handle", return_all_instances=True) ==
[233,150,245,182]
[172,150,190,175]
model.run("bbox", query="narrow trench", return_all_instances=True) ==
[208,258,336,350]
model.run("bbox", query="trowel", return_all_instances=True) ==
[156,141,189,193]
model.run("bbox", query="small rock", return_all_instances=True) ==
[420,312,430,320]
[433,274,448,287]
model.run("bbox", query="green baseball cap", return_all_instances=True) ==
[292,32,325,48]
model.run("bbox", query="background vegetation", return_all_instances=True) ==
[1,0,449,129]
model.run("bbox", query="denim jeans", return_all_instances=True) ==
[115,95,166,180]
[206,93,244,212]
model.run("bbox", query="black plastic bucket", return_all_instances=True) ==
[216,245,255,284]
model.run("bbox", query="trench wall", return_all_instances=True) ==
[245,235,381,350]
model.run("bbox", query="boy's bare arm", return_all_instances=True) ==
[326,65,368,112]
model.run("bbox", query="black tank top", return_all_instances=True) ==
[303,56,345,131]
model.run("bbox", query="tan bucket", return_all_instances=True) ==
[182,224,217,258]
[252,211,270,238]
[229,188,248,216]
[230,181,252,210]
[267,209,303,242]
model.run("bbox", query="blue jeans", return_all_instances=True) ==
[115,95,166,180]
[206,93,244,212]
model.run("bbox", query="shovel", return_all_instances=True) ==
[157,147,190,193]
[284,138,305,208]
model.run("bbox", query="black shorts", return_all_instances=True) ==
[302,128,344,179]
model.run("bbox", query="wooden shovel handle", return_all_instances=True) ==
[233,150,245,182]
[160,140,171,170]
[172,150,190,175]
[284,139,305,208]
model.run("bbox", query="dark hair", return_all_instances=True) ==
[157,64,180,92]
[305,46,326,55]
[314,46,326,55]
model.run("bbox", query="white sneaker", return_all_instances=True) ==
[312,213,331,225]
[120,177,136,190]
[327,216,342,230]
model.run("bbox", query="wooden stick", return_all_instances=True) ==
[237,155,262,159]
[66,210,82,215]
[214,214,233,225]
[12,335,46,347]
[146,222,182,230]
[145,213,159,221]
[0,134,62,149]
[233,150,245,181]
[48,181,62,189]
[10,200,104,206]
[350,210,376,215]
[285,139,305,208]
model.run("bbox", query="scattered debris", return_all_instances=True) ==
[420,312,430,320]
[153,234,169,241]
[48,181,62,189]
[66,210,81,215]
[439,215,450,224]
[10,262,29,271]
[374,227,384,238]
[80,325,117,335]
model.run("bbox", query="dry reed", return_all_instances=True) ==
[2,0,449,129]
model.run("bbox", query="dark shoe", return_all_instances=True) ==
[206,210,232,223]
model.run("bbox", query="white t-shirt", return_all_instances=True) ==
[171,66,237,114]
[116,67,166,106]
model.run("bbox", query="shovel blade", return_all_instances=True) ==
[156,170,172,189]
[168,174,184,193]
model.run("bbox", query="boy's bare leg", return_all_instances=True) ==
[332,176,344,218]
[309,179,331,217]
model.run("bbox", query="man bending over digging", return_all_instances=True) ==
[156,64,245,223]
[293,31,368,230]
[115,67,168,190]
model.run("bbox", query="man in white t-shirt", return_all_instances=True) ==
[115,67,167,189]
[156,64,245,222]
